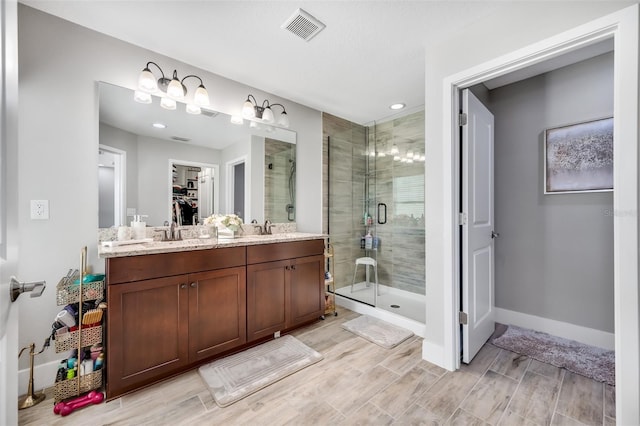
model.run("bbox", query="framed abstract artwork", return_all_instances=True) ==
[544,117,613,194]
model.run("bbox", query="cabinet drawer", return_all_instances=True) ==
[107,246,246,284]
[247,239,324,264]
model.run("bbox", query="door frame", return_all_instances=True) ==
[99,144,126,227]
[442,6,638,422]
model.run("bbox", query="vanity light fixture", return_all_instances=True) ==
[242,94,290,128]
[134,61,211,115]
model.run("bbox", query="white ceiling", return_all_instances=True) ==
[19,1,627,124]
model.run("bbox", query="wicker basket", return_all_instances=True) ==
[54,326,102,353]
[56,278,104,306]
[53,370,103,403]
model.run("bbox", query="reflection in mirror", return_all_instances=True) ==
[265,139,296,222]
[97,82,296,227]
[171,161,218,225]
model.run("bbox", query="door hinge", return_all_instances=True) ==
[459,113,467,126]
[459,311,468,325]
[458,212,467,226]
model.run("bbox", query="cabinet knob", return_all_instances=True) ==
[285,265,290,270]
[291,265,296,270]
[190,282,197,288]
[180,284,187,289]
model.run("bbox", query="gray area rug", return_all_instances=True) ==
[342,315,414,349]
[491,325,615,386]
[198,335,323,407]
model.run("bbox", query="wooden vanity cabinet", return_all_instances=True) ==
[105,238,324,399]
[246,240,325,342]
[106,247,246,399]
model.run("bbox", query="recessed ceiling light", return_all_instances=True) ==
[152,122,167,129]
[389,103,405,110]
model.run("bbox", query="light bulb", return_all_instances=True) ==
[262,107,275,123]
[242,100,255,118]
[167,77,184,99]
[134,90,152,104]
[138,67,157,92]
[193,85,209,106]
[186,104,201,115]
[277,112,289,128]
[160,97,176,110]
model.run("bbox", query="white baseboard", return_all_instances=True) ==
[335,294,425,337]
[495,307,615,350]
[422,340,455,371]
[19,359,58,395]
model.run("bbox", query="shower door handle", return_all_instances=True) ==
[377,203,387,224]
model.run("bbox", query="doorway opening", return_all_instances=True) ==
[226,156,248,222]
[440,8,639,421]
[98,145,126,227]
[169,159,219,225]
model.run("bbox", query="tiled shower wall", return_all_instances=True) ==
[265,138,295,223]
[323,111,425,296]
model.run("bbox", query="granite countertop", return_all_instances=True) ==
[98,232,327,258]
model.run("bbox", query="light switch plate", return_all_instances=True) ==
[30,200,49,220]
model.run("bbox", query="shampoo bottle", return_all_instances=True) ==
[364,231,373,250]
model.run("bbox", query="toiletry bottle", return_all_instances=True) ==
[360,236,365,249]
[365,231,373,250]
[95,353,104,370]
[130,215,148,240]
[373,235,379,250]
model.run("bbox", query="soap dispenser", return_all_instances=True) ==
[130,215,148,240]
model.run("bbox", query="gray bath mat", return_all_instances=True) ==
[198,335,323,407]
[492,325,615,386]
[342,315,414,349]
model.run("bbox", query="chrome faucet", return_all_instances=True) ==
[264,219,273,235]
[170,221,182,241]
[250,219,263,235]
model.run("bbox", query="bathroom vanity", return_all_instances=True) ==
[100,234,325,400]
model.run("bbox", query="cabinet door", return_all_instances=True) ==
[247,260,289,341]
[289,255,325,327]
[107,275,189,399]
[188,267,246,362]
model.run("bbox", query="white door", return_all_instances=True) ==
[461,89,496,363]
[1,0,19,424]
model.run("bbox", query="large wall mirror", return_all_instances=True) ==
[98,82,296,227]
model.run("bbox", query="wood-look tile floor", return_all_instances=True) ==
[19,307,615,425]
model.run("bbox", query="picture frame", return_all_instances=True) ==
[544,117,613,194]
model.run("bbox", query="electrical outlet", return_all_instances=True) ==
[30,200,49,220]
[274,331,281,338]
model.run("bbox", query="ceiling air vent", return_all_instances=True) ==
[171,136,191,142]
[200,109,219,118]
[281,8,325,42]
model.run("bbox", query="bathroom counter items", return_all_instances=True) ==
[98,232,327,258]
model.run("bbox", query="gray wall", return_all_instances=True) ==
[489,52,614,332]
[17,4,322,375]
